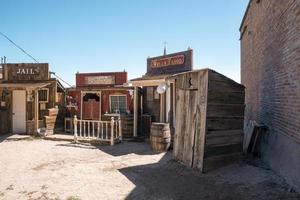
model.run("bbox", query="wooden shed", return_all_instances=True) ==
[169,69,245,172]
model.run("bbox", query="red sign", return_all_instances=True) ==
[150,55,185,68]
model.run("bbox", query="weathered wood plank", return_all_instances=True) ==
[208,80,245,92]
[204,143,243,158]
[206,117,244,131]
[192,70,208,171]
[206,104,245,118]
[207,91,245,104]
[182,89,197,167]
[206,131,244,147]
[208,70,245,92]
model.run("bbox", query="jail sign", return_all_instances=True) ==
[16,67,40,75]
[5,63,49,81]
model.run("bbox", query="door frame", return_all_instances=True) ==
[12,90,27,134]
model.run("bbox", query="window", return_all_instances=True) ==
[110,95,127,113]
[38,88,49,103]
[0,66,3,79]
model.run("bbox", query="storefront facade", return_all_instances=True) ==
[67,71,133,120]
[129,48,193,137]
[0,63,65,135]
[66,71,134,138]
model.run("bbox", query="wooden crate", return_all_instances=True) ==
[171,69,245,172]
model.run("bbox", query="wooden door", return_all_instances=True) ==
[174,89,198,167]
[92,100,100,120]
[173,70,208,171]
[83,99,100,120]
[12,90,26,134]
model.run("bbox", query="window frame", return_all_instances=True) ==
[38,88,49,103]
[109,94,127,114]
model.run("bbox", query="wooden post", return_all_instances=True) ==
[172,82,176,128]
[133,86,138,137]
[118,117,122,141]
[166,81,171,123]
[80,91,83,119]
[34,90,39,135]
[110,117,114,146]
[73,115,78,143]
[160,93,166,122]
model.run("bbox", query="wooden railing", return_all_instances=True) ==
[73,116,122,146]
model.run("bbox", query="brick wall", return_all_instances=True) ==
[240,0,300,191]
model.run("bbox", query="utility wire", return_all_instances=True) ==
[0,31,39,63]
[50,72,73,87]
[0,31,73,87]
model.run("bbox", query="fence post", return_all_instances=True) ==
[110,117,114,146]
[118,117,122,142]
[73,115,78,143]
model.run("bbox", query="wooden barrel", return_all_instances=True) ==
[150,123,171,152]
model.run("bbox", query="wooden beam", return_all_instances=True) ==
[129,79,165,87]
[35,90,39,134]
[166,82,171,123]
[133,86,138,137]
[80,91,83,119]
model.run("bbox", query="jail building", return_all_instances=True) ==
[0,63,66,135]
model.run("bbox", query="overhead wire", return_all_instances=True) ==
[0,31,73,87]
[0,31,39,63]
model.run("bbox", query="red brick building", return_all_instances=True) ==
[240,0,300,191]
[67,71,133,120]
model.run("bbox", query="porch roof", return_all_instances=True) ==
[0,82,51,89]
[129,74,170,87]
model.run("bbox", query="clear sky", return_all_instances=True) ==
[0,0,248,86]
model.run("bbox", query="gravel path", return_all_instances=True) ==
[0,135,299,200]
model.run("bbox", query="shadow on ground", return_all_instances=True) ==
[55,140,300,200]
[0,133,37,143]
[56,140,160,156]
[118,153,300,200]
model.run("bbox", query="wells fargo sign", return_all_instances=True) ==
[150,55,185,68]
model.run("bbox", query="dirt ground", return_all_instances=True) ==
[0,135,299,200]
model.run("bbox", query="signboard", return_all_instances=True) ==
[3,63,49,82]
[146,49,193,76]
[16,67,40,75]
[85,75,115,85]
[150,55,185,68]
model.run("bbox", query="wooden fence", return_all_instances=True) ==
[73,116,122,146]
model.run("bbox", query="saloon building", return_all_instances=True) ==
[129,48,193,137]
[66,71,134,137]
[0,63,65,135]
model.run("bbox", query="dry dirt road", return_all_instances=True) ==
[0,135,299,200]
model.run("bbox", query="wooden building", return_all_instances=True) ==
[0,63,66,135]
[129,48,193,138]
[66,71,134,138]
[168,69,245,172]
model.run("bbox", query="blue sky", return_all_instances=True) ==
[0,0,248,86]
